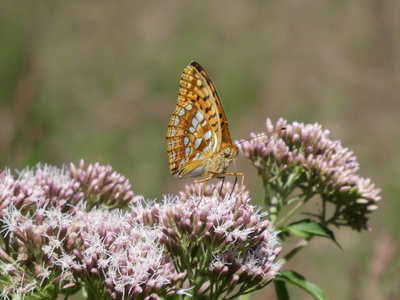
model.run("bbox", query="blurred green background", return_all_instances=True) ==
[1,1,399,299]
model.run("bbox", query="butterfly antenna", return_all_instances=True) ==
[234,126,287,146]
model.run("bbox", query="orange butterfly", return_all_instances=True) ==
[166,61,242,188]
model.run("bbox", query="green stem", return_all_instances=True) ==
[180,243,194,282]
[274,195,311,228]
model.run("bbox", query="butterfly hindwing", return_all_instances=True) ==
[167,101,213,177]
[166,61,235,178]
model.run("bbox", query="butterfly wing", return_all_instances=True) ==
[166,61,233,178]
[190,62,234,147]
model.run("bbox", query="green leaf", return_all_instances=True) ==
[274,279,290,300]
[283,219,341,249]
[276,270,327,300]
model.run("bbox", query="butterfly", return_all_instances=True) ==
[166,61,242,187]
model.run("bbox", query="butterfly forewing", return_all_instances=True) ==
[166,61,236,179]
[189,62,233,147]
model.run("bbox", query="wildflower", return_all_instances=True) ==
[0,163,80,217]
[238,118,381,231]
[132,194,282,297]
[0,169,45,217]
[179,180,249,201]
[0,163,148,299]
[65,209,186,299]
[70,160,143,209]
[0,199,186,299]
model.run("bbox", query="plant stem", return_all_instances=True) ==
[274,195,310,228]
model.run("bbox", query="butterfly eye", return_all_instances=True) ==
[223,147,231,157]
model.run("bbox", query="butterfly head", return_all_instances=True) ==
[221,145,239,170]
[223,145,238,159]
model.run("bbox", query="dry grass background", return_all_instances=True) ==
[1,1,399,299]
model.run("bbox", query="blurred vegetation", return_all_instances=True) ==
[1,0,399,299]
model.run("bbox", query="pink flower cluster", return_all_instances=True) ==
[238,118,381,231]
[0,162,281,299]
[132,193,282,297]
[70,160,142,209]
[179,181,249,202]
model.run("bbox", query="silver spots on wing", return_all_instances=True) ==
[173,115,179,126]
[170,127,177,136]
[185,147,191,157]
[195,110,204,123]
[177,158,187,170]
[192,117,199,128]
[171,150,176,161]
[194,138,202,149]
[204,130,212,141]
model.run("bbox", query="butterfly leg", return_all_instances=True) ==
[223,172,244,191]
[194,172,244,199]
[218,176,226,195]
[230,175,238,199]
[223,172,245,204]
[194,171,215,197]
